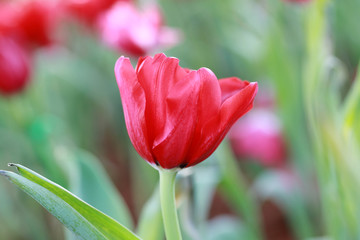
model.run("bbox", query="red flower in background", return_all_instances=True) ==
[0,1,61,48]
[65,0,123,25]
[0,0,62,95]
[115,53,258,169]
[0,37,31,95]
[15,0,61,47]
[229,108,287,167]
[0,3,17,34]
[98,2,180,56]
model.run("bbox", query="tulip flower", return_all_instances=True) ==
[115,53,257,240]
[115,53,258,169]
[229,109,287,167]
[98,2,180,56]
[0,37,31,95]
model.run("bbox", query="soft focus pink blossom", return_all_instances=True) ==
[98,2,180,56]
[229,109,287,167]
[0,36,31,95]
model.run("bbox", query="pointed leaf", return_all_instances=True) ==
[0,164,140,240]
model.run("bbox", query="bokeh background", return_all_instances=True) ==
[1,0,360,239]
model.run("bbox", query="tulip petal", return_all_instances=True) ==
[219,79,258,130]
[219,77,251,103]
[187,78,258,167]
[136,53,187,146]
[195,68,222,124]
[152,71,200,168]
[115,57,154,164]
[183,68,221,161]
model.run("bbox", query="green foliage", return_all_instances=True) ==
[136,186,164,240]
[0,164,140,240]
[303,0,360,238]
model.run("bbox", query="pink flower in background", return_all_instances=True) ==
[0,37,31,95]
[229,109,287,167]
[98,2,180,56]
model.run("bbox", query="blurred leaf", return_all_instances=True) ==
[176,163,220,240]
[253,170,313,239]
[343,64,360,142]
[332,0,360,69]
[303,0,360,238]
[205,216,245,240]
[66,150,134,229]
[130,148,158,213]
[216,141,261,240]
[0,164,140,240]
[192,162,219,233]
[264,5,313,179]
[136,186,164,240]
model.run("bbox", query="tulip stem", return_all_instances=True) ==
[159,168,182,240]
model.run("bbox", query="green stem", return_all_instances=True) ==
[159,169,182,240]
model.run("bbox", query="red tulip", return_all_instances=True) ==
[0,37,31,95]
[229,109,287,167]
[98,2,180,56]
[115,53,258,169]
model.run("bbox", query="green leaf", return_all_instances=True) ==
[343,64,360,142]
[66,150,134,229]
[0,164,141,240]
[216,141,260,240]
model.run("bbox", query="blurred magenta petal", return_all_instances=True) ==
[98,2,180,57]
[115,53,258,169]
[229,109,287,167]
[0,37,31,95]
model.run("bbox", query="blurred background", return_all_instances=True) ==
[0,0,360,239]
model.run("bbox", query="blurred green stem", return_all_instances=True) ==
[159,168,182,240]
[217,141,261,240]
